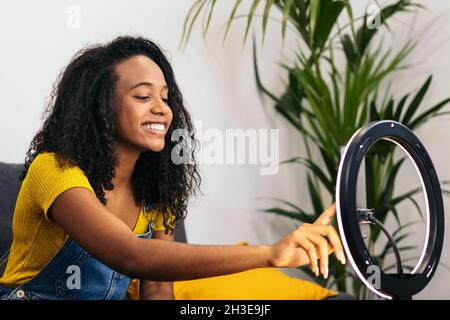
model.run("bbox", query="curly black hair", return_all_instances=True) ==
[20,36,201,233]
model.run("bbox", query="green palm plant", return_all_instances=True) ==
[181,0,450,299]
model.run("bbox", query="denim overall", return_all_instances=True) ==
[0,216,154,300]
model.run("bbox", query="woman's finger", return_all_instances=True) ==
[303,231,330,279]
[294,231,319,275]
[314,203,336,225]
[305,224,346,265]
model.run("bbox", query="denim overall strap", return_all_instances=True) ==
[1,225,153,300]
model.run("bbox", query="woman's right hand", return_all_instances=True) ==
[268,204,346,279]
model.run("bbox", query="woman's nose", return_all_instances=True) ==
[151,98,170,116]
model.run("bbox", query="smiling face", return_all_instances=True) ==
[113,55,173,154]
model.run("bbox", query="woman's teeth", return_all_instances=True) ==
[141,123,165,132]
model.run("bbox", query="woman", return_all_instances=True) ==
[0,36,345,300]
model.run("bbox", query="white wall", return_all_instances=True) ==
[0,0,449,299]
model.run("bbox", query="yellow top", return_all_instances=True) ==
[0,151,170,293]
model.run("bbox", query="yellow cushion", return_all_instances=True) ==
[128,279,140,300]
[173,267,337,300]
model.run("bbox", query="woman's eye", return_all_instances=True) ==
[162,98,169,104]
[135,96,150,101]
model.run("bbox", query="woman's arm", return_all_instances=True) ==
[140,230,175,300]
[49,188,344,281]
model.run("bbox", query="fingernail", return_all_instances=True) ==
[324,266,329,280]
[337,251,346,265]
[315,263,319,276]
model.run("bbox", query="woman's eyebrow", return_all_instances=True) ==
[129,81,168,91]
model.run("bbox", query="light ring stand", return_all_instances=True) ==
[336,121,444,300]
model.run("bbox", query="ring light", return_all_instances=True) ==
[336,121,445,300]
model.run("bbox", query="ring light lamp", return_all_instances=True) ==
[336,121,445,300]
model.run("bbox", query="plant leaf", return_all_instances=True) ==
[282,156,335,194]
[262,0,276,44]
[307,174,324,215]
[402,75,433,125]
[281,0,295,40]
[203,0,218,39]
[261,207,315,223]
[223,0,244,44]
[409,97,450,129]
[179,0,208,50]
[243,0,261,45]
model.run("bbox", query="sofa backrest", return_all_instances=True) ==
[0,162,187,260]
[0,162,23,258]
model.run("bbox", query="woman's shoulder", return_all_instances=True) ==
[31,151,71,168]
[30,151,85,175]
[27,151,92,188]
[25,151,95,219]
